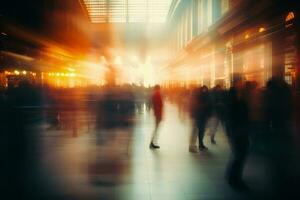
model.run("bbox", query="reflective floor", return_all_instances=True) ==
[17,102,282,200]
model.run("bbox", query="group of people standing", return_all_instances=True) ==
[188,83,249,189]
[190,77,293,190]
[189,84,225,151]
[149,76,294,190]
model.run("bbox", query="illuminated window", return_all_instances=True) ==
[84,0,108,23]
[83,0,172,23]
[207,0,213,27]
[148,0,173,23]
[109,0,127,23]
[128,0,147,23]
[221,0,229,15]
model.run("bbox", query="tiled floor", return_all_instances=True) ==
[35,103,276,199]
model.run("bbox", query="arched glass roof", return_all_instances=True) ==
[83,0,173,23]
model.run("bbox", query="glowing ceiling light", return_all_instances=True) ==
[14,70,20,75]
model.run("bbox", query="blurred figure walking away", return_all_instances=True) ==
[225,76,250,190]
[189,87,200,153]
[264,77,292,138]
[150,85,164,149]
[189,85,212,152]
[208,85,226,144]
[263,77,295,197]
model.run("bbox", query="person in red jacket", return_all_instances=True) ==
[150,85,163,149]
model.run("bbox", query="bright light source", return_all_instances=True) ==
[132,55,138,62]
[244,34,250,39]
[286,11,295,22]
[5,71,13,75]
[67,68,75,72]
[70,73,76,77]
[100,56,107,64]
[14,70,20,75]
[22,71,27,75]
[259,27,265,33]
[114,56,122,65]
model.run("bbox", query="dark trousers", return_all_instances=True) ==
[226,135,249,184]
[196,116,209,147]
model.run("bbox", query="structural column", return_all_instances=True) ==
[271,33,285,79]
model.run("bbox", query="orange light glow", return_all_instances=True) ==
[286,12,295,22]
[70,73,76,77]
[244,34,250,39]
[259,27,265,33]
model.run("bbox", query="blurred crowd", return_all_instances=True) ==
[164,77,298,151]
[164,76,300,191]
[1,76,300,197]
[0,81,152,199]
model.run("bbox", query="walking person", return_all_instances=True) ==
[189,87,201,152]
[197,86,212,150]
[225,76,250,190]
[208,84,226,144]
[150,85,163,149]
[189,85,212,152]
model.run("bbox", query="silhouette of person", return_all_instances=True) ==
[1,80,43,199]
[197,86,212,150]
[264,77,292,137]
[263,77,294,196]
[225,76,250,190]
[208,84,226,144]
[189,87,200,153]
[150,85,163,149]
[189,85,212,152]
